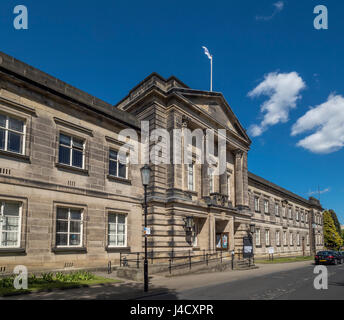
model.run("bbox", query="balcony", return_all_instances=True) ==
[204,193,233,209]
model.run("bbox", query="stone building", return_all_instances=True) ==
[0,52,323,273]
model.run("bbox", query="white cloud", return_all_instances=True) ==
[248,72,306,137]
[291,94,344,154]
[256,1,285,21]
[308,187,330,196]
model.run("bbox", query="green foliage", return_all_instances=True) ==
[329,209,342,236]
[0,276,15,288]
[323,210,343,250]
[41,272,54,282]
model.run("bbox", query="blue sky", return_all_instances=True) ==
[0,0,343,222]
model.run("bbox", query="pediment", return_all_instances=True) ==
[176,90,251,144]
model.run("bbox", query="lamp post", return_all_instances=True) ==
[140,164,151,292]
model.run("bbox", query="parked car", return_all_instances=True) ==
[336,251,344,264]
[315,251,342,265]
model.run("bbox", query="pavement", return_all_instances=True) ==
[2,260,343,300]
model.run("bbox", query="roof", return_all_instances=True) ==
[248,171,322,209]
[0,51,140,130]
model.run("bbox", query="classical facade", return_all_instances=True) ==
[0,52,323,273]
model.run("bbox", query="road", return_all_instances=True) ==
[141,263,344,300]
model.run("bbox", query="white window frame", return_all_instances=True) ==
[227,174,231,200]
[265,229,270,246]
[288,207,292,219]
[109,149,128,179]
[108,213,127,248]
[283,231,287,246]
[209,167,215,193]
[307,234,309,246]
[256,229,261,246]
[254,197,260,212]
[282,206,286,218]
[275,203,279,216]
[0,201,22,248]
[192,221,198,247]
[297,233,300,246]
[188,163,195,191]
[58,133,85,169]
[296,210,299,221]
[276,230,281,246]
[264,200,269,214]
[0,113,26,155]
[56,208,83,248]
[290,232,293,246]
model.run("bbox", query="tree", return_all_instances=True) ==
[329,209,341,236]
[323,210,343,250]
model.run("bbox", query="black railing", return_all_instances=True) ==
[119,249,236,272]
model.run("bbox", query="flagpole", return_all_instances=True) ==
[210,56,213,92]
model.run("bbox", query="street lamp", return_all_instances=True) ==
[140,164,151,292]
[249,224,256,234]
[184,216,194,232]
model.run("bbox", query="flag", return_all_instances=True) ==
[202,46,212,60]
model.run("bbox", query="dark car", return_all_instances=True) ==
[337,251,344,264]
[315,251,342,265]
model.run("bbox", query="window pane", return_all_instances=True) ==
[7,132,22,153]
[8,118,24,132]
[70,221,81,233]
[56,220,68,233]
[118,163,126,178]
[57,208,68,220]
[0,114,5,128]
[117,215,125,224]
[117,235,125,246]
[108,214,116,224]
[72,138,83,149]
[69,234,80,246]
[109,160,117,176]
[109,150,118,160]
[0,129,5,150]
[70,210,81,220]
[1,232,18,247]
[117,223,125,234]
[72,149,83,168]
[59,134,71,146]
[56,233,68,246]
[59,146,70,165]
[108,234,116,246]
[2,217,19,231]
[3,202,20,216]
[108,223,116,233]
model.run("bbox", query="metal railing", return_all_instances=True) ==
[119,249,235,272]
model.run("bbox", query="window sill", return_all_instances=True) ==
[107,175,131,185]
[0,150,30,163]
[52,247,87,254]
[106,246,130,253]
[55,163,89,175]
[0,248,26,255]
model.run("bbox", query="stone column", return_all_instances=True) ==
[234,149,249,208]
[234,150,244,207]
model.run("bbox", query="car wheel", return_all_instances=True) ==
[334,259,338,265]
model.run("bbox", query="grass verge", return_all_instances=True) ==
[0,275,121,297]
[256,256,314,264]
